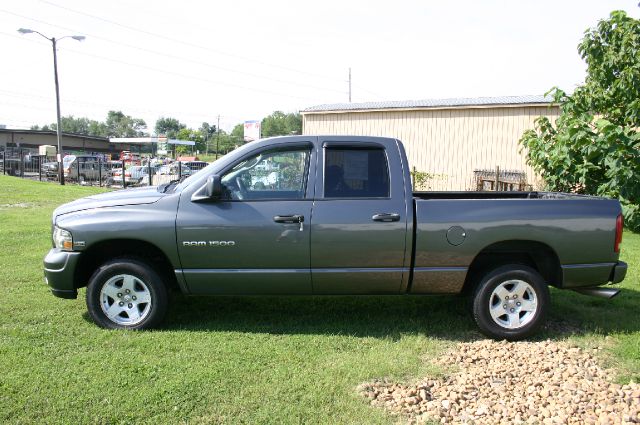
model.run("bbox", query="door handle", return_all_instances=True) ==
[273,215,304,224]
[372,213,400,222]
[274,215,305,231]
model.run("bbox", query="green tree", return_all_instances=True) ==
[199,122,217,139]
[155,117,186,139]
[198,122,217,154]
[105,110,147,137]
[261,111,302,137]
[173,128,206,155]
[34,115,107,137]
[35,111,147,138]
[231,123,244,140]
[520,11,640,230]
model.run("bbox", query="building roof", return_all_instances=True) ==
[302,95,554,113]
[0,128,109,142]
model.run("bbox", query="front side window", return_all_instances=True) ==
[221,148,310,200]
[324,148,390,198]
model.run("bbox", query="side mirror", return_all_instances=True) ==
[205,174,222,198]
[191,174,223,202]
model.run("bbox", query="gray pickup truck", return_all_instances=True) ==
[43,136,627,340]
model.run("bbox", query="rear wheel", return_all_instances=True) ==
[86,259,168,329]
[472,264,549,340]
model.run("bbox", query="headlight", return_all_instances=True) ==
[53,226,73,251]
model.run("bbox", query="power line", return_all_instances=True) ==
[353,84,385,100]
[0,100,56,113]
[0,9,347,95]
[0,89,251,129]
[0,89,216,121]
[39,0,347,83]
[1,90,242,124]
[0,31,337,103]
[64,46,325,102]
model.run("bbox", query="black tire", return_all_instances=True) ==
[86,258,168,330]
[472,264,550,341]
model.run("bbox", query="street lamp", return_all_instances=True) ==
[18,28,85,185]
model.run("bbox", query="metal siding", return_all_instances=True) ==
[302,106,559,190]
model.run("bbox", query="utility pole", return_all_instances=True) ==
[216,114,220,159]
[348,67,352,103]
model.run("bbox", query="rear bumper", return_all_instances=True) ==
[561,261,627,288]
[43,248,81,299]
[610,261,627,284]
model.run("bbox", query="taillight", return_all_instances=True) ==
[614,213,623,253]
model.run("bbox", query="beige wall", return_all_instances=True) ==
[302,105,560,190]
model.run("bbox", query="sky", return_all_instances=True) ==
[1,0,639,133]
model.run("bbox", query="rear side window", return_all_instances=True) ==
[324,148,389,198]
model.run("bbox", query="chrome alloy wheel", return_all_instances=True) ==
[99,274,152,326]
[489,279,538,329]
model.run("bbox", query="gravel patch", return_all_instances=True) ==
[359,339,639,424]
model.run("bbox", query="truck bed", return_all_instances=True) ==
[412,191,599,200]
[410,193,621,295]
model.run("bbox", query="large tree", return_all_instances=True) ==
[53,116,106,135]
[155,117,186,139]
[520,11,640,230]
[32,111,145,138]
[105,110,147,137]
[230,123,244,141]
[261,111,302,137]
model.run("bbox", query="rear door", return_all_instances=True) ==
[310,137,410,294]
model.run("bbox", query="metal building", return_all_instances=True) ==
[0,128,128,156]
[301,95,559,191]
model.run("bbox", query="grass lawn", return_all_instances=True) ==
[0,175,638,424]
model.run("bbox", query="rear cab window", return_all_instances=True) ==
[324,147,390,198]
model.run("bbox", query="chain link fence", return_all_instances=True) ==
[0,148,211,189]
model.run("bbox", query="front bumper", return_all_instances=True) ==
[43,248,81,299]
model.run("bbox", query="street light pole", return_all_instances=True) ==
[51,37,64,185]
[18,28,85,185]
[216,114,220,159]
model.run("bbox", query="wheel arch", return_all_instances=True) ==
[74,239,179,292]
[461,240,562,295]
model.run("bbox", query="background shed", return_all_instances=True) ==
[301,96,559,190]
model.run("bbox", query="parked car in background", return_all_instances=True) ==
[156,163,191,177]
[62,155,108,183]
[182,161,209,173]
[130,166,151,185]
[111,166,150,186]
[119,151,141,165]
[41,161,58,178]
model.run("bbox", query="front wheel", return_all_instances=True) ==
[472,264,550,340]
[86,259,168,329]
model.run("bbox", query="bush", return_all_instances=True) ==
[520,11,640,230]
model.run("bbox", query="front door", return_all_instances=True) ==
[176,143,315,294]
